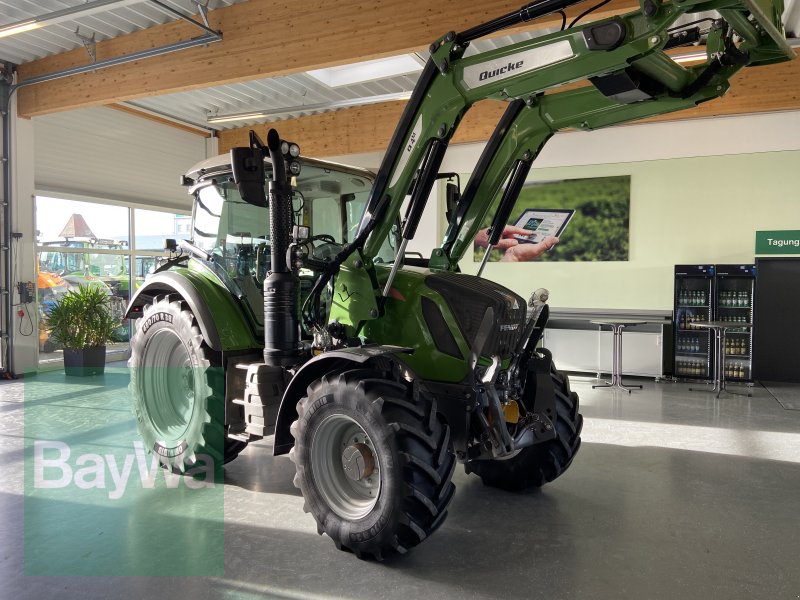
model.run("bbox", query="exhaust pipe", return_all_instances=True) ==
[263,129,301,367]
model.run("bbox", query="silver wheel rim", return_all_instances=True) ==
[140,328,196,440]
[311,414,381,520]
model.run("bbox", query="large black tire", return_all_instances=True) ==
[289,369,456,560]
[468,365,582,491]
[129,297,246,471]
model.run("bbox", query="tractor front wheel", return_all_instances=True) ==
[129,297,245,471]
[289,369,455,560]
[468,364,582,491]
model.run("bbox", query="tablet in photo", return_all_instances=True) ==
[512,208,574,244]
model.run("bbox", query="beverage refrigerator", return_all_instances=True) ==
[672,264,756,381]
[713,264,755,382]
[673,265,714,380]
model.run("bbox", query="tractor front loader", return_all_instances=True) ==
[126,0,793,559]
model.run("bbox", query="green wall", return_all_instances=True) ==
[461,150,800,310]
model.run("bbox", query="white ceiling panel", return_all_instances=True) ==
[0,0,245,65]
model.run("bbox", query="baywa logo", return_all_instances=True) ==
[33,440,216,500]
[479,60,524,82]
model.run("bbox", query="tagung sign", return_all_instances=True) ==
[755,230,800,255]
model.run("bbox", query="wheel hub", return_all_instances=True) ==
[140,328,196,440]
[311,414,381,519]
[341,443,375,481]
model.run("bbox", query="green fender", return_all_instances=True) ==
[126,267,260,352]
[272,345,412,456]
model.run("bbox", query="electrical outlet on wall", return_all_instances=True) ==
[17,281,34,304]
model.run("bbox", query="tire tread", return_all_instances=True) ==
[290,368,456,560]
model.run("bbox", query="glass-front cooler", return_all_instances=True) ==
[714,264,755,382]
[673,264,714,379]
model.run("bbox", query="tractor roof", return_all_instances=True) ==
[185,154,375,182]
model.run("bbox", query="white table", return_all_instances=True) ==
[590,319,646,393]
[690,321,753,398]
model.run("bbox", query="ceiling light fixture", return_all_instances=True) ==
[208,111,275,124]
[207,91,414,125]
[0,0,140,40]
[0,20,41,39]
[307,54,425,88]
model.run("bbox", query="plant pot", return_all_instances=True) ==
[63,346,106,377]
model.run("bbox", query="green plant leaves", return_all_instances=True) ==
[46,284,119,349]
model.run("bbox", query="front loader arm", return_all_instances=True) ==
[359,0,793,263]
[323,0,792,335]
[442,49,751,264]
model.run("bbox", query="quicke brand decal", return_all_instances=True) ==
[461,40,574,89]
[479,60,524,81]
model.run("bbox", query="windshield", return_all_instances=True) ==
[192,162,397,269]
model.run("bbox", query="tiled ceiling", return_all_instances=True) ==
[2,0,798,132]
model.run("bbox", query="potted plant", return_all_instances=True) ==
[46,284,118,376]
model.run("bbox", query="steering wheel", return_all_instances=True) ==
[302,234,342,268]
[310,234,336,245]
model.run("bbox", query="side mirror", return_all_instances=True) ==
[445,181,460,222]
[230,146,268,207]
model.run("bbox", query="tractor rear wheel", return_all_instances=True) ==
[289,369,455,560]
[129,297,246,472]
[468,364,582,491]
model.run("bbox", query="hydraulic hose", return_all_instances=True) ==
[457,0,587,43]
[263,128,300,366]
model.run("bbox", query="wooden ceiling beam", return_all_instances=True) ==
[217,58,800,157]
[16,0,638,118]
[107,104,211,137]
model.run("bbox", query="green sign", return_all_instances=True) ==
[755,230,800,255]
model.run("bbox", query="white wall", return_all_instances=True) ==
[333,111,800,311]
[441,111,800,172]
[473,150,799,310]
[9,93,37,373]
[453,112,800,310]
[33,106,207,212]
[7,105,211,374]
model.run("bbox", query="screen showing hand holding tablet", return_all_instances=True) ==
[511,209,575,244]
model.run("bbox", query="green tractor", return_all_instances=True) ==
[126,0,793,559]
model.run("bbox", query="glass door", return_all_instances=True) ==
[674,265,714,379]
[714,264,755,381]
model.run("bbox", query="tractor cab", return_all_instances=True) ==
[180,154,398,333]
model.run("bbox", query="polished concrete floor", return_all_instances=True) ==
[2,370,800,599]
